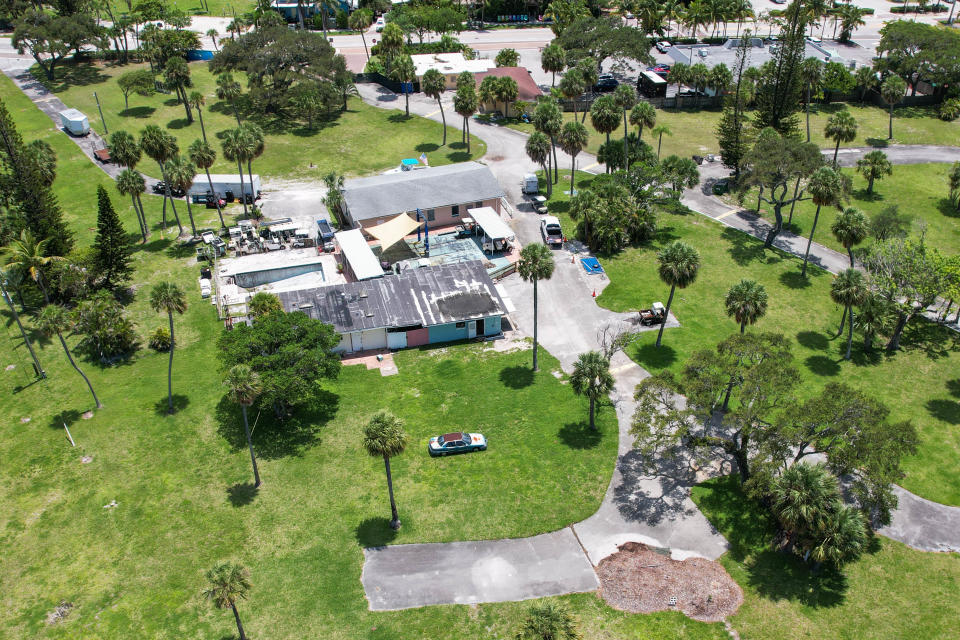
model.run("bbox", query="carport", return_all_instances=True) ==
[467,206,514,253]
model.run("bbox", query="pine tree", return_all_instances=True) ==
[754,3,807,137]
[717,30,754,177]
[0,99,73,256]
[92,185,132,290]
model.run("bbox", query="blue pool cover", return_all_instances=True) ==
[581,257,604,274]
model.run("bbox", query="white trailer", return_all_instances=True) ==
[188,173,261,198]
[59,109,89,136]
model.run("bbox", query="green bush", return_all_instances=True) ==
[335,9,348,29]
[940,97,960,121]
[890,4,947,12]
[149,326,172,351]
[363,55,385,74]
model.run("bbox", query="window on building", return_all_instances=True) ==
[427,209,435,221]
[452,205,459,217]
[475,201,483,209]
[455,321,466,328]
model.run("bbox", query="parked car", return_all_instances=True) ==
[199,278,212,299]
[428,432,487,456]
[655,41,672,53]
[532,195,548,214]
[638,302,666,326]
[593,74,619,92]
[540,215,563,247]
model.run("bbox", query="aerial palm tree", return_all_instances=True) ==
[800,57,824,142]
[856,150,893,195]
[558,68,585,121]
[362,410,408,530]
[140,124,182,234]
[655,241,701,347]
[348,9,372,62]
[532,99,563,183]
[801,166,846,277]
[37,304,101,408]
[453,81,478,155]
[206,28,219,51]
[831,207,868,267]
[589,96,621,174]
[188,139,227,232]
[559,121,588,197]
[525,132,552,198]
[165,155,198,237]
[421,69,448,146]
[669,62,690,109]
[823,110,858,165]
[108,130,142,169]
[216,72,243,125]
[390,55,417,117]
[630,101,656,142]
[612,84,636,170]
[831,268,867,359]
[0,268,44,377]
[855,292,892,351]
[203,562,252,640]
[651,124,672,159]
[771,462,836,548]
[116,168,149,242]
[517,243,556,372]
[4,230,62,303]
[809,502,867,568]
[570,350,614,431]
[150,282,187,415]
[221,128,249,216]
[725,279,768,333]
[880,75,907,140]
[224,364,263,487]
[238,123,264,201]
[188,91,209,142]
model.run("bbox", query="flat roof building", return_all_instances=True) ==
[410,53,495,88]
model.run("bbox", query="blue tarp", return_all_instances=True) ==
[401,158,419,166]
[186,50,215,61]
[580,257,604,274]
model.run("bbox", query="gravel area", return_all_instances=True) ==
[596,542,743,622]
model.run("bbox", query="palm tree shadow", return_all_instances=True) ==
[356,517,399,548]
[153,394,190,415]
[557,420,602,449]
[631,341,677,369]
[49,409,83,430]
[227,482,259,507]
[498,365,534,388]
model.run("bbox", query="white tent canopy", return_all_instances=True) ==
[335,229,383,281]
[467,207,514,241]
[365,213,423,251]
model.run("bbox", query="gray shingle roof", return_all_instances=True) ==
[343,162,506,222]
[277,260,506,333]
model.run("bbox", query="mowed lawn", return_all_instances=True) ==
[732,163,960,257]
[508,102,960,160]
[0,74,732,640]
[539,173,960,506]
[40,61,485,182]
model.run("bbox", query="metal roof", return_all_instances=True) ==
[335,229,384,281]
[467,207,514,241]
[343,162,506,222]
[278,260,507,333]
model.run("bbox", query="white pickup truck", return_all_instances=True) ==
[540,216,563,247]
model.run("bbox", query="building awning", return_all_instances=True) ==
[467,207,514,241]
[365,213,423,251]
[335,229,383,281]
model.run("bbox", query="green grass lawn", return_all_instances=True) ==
[729,163,960,257]
[508,102,960,160]
[39,61,485,182]
[539,172,960,506]
[0,73,730,640]
[108,0,255,17]
[692,475,960,640]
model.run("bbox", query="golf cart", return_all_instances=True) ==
[638,302,666,326]
[532,195,548,214]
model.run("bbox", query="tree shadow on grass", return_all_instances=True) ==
[926,399,960,424]
[446,150,473,163]
[165,241,195,260]
[153,393,190,416]
[745,549,849,607]
[31,62,108,92]
[135,236,174,254]
[119,106,155,118]
[865,137,889,148]
[49,409,83,430]
[946,379,960,398]
[721,226,774,266]
[356,517,399,548]
[631,341,676,369]
[227,482,259,507]
[899,320,960,361]
[499,365,533,389]
[804,355,841,376]
[796,330,829,350]
[166,118,192,130]
[388,113,412,124]
[936,198,960,219]
[558,420,602,449]
[853,188,883,203]
[162,97,181,107]
[415,142,439,153]
[779,269,818,290]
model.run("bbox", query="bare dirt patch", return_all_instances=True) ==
[596,542,743,622]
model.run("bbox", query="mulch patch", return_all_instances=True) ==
[596,542,743,622]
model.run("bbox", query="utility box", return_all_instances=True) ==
[522,173,539,194]
[59,109,89,136]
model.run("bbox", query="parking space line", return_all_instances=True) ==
[423,109,440,118]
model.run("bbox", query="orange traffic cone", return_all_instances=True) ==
[571,255,575,263]
[592,290,596,297]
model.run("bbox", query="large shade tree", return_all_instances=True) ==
[517,243,556,372]
[362,410,408,530]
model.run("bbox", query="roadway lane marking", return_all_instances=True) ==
[581,162,600,172]
[716,209,739,220]
[424,109,441,117]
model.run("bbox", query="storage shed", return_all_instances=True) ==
[59,109,89,136]
[188,174,261,198]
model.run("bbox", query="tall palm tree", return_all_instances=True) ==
[532,99,563,183]
[823,110,858,165]
[0,270,44,378]
[453,79,478,155]
[108,130,141,169]
[831,268,867,359]
[725,279,768,333]
[613,84,636,170]
[4,230,62,303]
[238,123,264,200]
[801,167,847,279]
[421,69,447,146]
[150,282,187,415]
[855,292,892,351]
[348,9,372,62]
[570,351,614,431]
[559,121,588,197]
[651,124,672,159]
[856,150,893,195]
[655,241,701,347]
[188,91,209,142]
[517,243,556,372]
[140,124,182,234]
[669,63,690,109]
[188,139,227,232]
[880,75,906,140]
[165,155,198,238]
[206,28,219,51]
[589,96,621,173]
[221,128,249,216]
[362,410,408,530]
[37,304,101,408]
[116,168,149,242]
[224,364,263,487]
[390,55,417,117]
[800,57,824,142]
[216,72,243,125]
[558,68,585,121]
[525,132,552,198]
[831,207,868,267]
[629,101,656,150]
[203,562,252,640]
